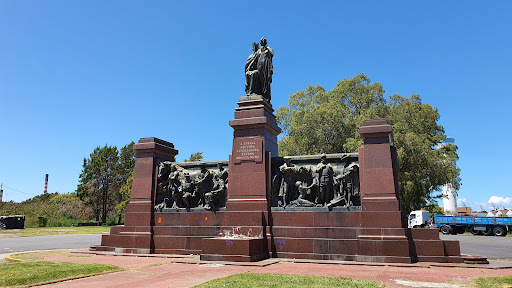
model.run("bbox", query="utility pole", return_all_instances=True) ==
[0,183,3,202]
[43,174,49,194]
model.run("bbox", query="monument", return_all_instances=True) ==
[92,38,462,263]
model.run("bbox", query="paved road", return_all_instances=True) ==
[0,234,102,254]
[440,233,512,261]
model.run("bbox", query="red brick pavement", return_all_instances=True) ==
[11,251,512,288]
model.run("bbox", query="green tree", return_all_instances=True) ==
[276,74,460,214]
[277,74,387,155]
[387,94,460,213]
[77,143,136,224]
[76,178,101,221]
[114,142,135,224]
[115,171,133,225]
[184,152,204,162]
[424,203,444,216]
[77,145,120,224]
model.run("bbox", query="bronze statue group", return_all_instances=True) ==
[155,162,228,211]
[273,155,360,208]
[245,37,274,101]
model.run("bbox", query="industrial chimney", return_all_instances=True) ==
[43,174,49,194]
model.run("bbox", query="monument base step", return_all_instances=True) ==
[201,237,269,262]
[200,253,268,262]
[272,252,412,263]
[154,248,201,255]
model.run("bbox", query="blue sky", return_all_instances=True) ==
[1,1,511,211]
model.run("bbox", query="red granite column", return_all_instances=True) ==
[358,119,403,227]
[110,137,178,253]
[227,96,281,212]
[200,97,280,262]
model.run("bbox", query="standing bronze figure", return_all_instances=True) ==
[315,154,334,206]
[195,162,213,207]
[278,157,297,206]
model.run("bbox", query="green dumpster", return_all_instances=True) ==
[38,216,48,227]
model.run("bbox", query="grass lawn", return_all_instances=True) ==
[473,275,512,288]
[0,261,121,287]
[194,273,382,288]
[0,226,111,237]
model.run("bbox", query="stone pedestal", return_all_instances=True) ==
[355,119,409,261]
[358,119,402,222]
[200,96,280,262]
[227,96,281,212]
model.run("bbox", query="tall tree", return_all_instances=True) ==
[115,142,135,224]
[116,170,133,225]
[276,74,460,213]
[77,170,102,221]
[277,74,387,155]
[387,94,460,213]
[77,145,120,223]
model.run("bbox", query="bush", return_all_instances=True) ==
[0,193,95,227]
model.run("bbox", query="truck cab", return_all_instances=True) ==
[408,210,430,228]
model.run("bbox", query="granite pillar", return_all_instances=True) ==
[358,119,402,223]
[227,96,281,212]
[354,119,410,261]
[201,96,281,261]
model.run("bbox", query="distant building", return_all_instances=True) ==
[486,209,512,217]
[457,207,471,216]
[496,209,510,217]
[436,138,457,214]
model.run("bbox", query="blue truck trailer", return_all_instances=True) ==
[434,214,512,236]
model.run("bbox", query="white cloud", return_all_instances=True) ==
[457,198,467,207]
[488,196,512,209]
[473,201,492,212]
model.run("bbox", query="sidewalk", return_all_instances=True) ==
[7,250,512,288]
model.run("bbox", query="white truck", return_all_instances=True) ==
[407,210,431,228]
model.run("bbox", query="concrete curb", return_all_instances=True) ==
[4,249,74,263]
[5,253,23,262]
[20,269,124,287]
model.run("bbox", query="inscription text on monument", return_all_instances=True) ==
[233,138,263,163]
